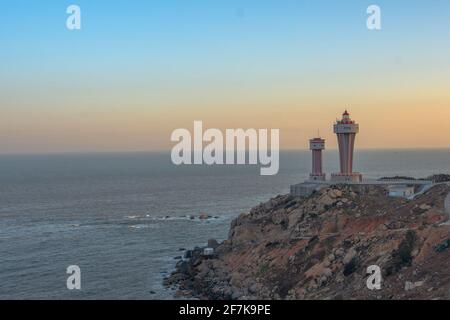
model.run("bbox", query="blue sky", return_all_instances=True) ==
[2,0,449,76]
[1,1,450,153]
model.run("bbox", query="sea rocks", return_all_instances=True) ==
[199,213,212,220]
[184,250,193,259]
[208,239,220,249]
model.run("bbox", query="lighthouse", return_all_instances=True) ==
[331,110,362,183]
[309,137,326,181]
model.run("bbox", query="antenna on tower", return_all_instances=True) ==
[317,129,320,138]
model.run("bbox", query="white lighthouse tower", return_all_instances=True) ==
[309,137,326,181]
[331,110,362,183]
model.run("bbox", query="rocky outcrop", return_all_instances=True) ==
[166,184,450,300]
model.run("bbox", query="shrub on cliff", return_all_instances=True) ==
[386,230,417,276]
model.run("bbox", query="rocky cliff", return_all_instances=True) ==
[165,184,450,300]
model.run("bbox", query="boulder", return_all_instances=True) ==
[329,189,343,199]
[334,248,345,257]
[405,281,414,291]
[323,268,333,278]
[419,204,432,211]
[199,213,212,220]
[318,195,336,206]
[248,283,259,294]
[208,239,220,249]
[343,248,357,265]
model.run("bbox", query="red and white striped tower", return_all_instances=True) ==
[331,110,362,183]
[309,137,326,181]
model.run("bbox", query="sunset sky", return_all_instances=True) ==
[1,0,450,154]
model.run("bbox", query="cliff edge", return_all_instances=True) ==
[165,184,450,300]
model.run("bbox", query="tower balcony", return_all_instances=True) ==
[309,138,325,150]
[334,123,359,134]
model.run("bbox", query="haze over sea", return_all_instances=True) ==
[1,149,449,299]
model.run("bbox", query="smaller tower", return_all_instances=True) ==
[309,137,326,181]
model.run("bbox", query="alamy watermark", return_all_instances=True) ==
[66,5,81,30]
[367,5,382,30]
[366,265,382,290]
[65,4,380,31]
[171,121,280,176]
[66,265,81,290]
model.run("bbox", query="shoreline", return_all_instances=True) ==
[166,182,450,300]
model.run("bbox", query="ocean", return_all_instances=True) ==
[1,149,449,299]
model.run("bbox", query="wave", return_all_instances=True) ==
[128,224,160,229]
[124,214,223,222]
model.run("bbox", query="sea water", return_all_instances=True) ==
[0,149,449,299]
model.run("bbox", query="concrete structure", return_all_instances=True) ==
[289,110,439,198]
[388,185,415,198]
[331,110,362,183]
[309,137,326,181]
[310,179,432,187]
[291,182,324,197]
[290,179,432,198]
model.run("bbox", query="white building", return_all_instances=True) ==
[388,185,415,198]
